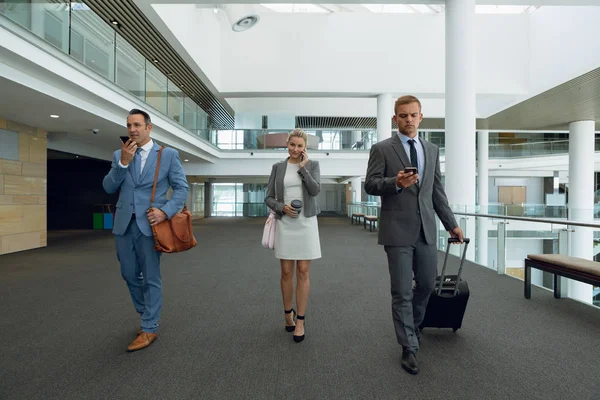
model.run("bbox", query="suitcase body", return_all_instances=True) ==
[419,238,470,332]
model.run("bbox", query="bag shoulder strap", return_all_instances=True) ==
[151,146,166,203]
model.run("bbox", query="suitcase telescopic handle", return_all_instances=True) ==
[437,238,470,296]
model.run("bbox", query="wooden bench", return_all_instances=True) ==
[351,213,365,225]
[524,254,600,299]
[364,215,378,232]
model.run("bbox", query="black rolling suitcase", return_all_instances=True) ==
[419,238,470,332]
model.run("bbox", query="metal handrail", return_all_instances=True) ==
[452,211,600,229]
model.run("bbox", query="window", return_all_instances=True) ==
[217,130,244,150]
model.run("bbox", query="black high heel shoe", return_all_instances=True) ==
[293,315,305,342]
[284,308,296,332]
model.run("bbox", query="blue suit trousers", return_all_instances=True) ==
[116,218,162,333]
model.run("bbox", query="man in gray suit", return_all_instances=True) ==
[365,95,464,374]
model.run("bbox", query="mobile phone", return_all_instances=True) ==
[404,167,417,174]
[120,136,130,144]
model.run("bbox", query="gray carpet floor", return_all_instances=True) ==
[1,217,600,400]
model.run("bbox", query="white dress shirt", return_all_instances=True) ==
[119,139,154,174]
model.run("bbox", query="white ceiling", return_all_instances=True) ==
[150,0,600,4]
[0,77,206,163]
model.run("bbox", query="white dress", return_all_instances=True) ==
[274,163,322,260]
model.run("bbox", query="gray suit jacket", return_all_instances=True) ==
[265,159,321,219]
[365,134,457,247]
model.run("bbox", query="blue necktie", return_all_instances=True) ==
[135,148,142,177]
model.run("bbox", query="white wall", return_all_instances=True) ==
[183,153,369,177]
[152,5,222,89]
[529,6,600,97]
[219,13,529,96]
[226,97,450,118]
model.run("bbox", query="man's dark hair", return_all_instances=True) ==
[128,109,151,125]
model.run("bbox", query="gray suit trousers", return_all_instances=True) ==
[384,227,437,353]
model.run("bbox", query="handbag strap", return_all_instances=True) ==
[150,146,166,203]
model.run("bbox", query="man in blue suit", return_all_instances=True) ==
[103,109,189,351]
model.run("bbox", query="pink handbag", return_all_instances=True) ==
[262,212,277,249]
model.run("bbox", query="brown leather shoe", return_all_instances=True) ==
[127,332,158,352]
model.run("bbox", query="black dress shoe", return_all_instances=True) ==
[401,350,419,375]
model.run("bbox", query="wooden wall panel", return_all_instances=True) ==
[0,117,47,255]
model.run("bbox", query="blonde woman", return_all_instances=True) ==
[265,129,321,343]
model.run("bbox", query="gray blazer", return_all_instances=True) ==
[265,159,321,219]
[365,134,458,247]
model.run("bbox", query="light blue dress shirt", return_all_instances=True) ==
[398,132,424,178]
[396,132,424,193]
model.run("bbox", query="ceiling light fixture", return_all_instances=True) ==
[50,114,59,118]
[111,20,119,26]
[223,5,260,32]
[153,59,159,63]
[184,159,189,162]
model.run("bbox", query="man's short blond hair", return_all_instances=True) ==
[394,95,422,115]
[287,128,308,145]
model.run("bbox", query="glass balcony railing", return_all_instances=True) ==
[194,129,377,152]
[0,0,209,134]
[346,202,600,307]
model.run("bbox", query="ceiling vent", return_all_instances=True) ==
[223,5,260,32]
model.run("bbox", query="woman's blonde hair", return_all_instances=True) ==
[287,128,308,145]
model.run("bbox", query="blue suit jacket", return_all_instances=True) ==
[103,143,189,237]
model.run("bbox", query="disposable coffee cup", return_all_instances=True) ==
[290,200,303,215]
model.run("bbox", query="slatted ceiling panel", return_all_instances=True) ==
[82,0,234,129]
[293,117,451,130]
[486,67,600,131]
[295,116,379,129]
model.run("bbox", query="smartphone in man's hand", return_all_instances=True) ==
[120,136,130,144]
[404,167,417,175]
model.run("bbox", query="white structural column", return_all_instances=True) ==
[352,130,362,149]
[568,121,595,303]
[350,177,362,203]
[476,130,489,265]
[445,0,477,259]
[377,94,393,143]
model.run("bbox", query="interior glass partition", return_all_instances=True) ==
[0,0,212,139]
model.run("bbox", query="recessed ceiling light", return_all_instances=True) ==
[111,20,119,25]
[153,59,159,63]
[50,114,59,118]
[184,159,189,162]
